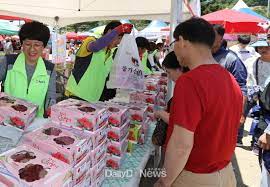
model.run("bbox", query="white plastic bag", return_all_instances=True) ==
[107,34,144,90]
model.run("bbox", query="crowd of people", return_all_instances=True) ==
[0,17,270,187]
[0,37,21,54]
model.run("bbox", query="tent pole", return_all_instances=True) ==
[268,0,270,18]
[166,0,183,102]
[54,16,60,66]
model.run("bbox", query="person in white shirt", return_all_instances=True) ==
[249,39,270,88]
[4,38,13,54]
[247,38,270,187]
[230,35,259,64]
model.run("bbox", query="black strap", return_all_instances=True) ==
[255,57,260,85]
[43,60,55,118]
[259,147,263,171]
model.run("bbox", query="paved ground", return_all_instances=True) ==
[234,118,261,187]
[140,117,261,187]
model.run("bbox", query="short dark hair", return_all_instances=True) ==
[148,42,157,52]
[162,51,189,72]
[19,21,50,47]
[103,21,121,35]
[212,24,225,37]
[238,35,251,45]
[173,17,215,48]
[221,40,227,48]
[135,37,149,49]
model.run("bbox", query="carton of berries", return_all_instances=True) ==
[0,144,72,187]
[95,102,129,128]
[81,169,94,187]
[128,104,148,125]
[90,139,107,167]
[145,80,158,92]
[146,104,155,114]
[91,158,106,183]
[106,153,126,170]
[107,120,130,142]
[51,99,109,132]
[72,154,90,187]
[0,93,38,130]
[22,123,89,167]
[157,91,166,100]
[130,91,156,105]
[157,84,167,94]
[107,133,128,157]
[157,77,168,86]
[86,123,108,149]
[53,124,94,151]
[128,124,142,143]
[95,170,105,187]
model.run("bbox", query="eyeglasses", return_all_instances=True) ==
[169,38,179,47]
[23,40,43,49]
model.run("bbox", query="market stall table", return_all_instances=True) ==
[0,117,156,187]
[102,123,155,187]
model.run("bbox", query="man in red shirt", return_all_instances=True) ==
[155,18,243,187]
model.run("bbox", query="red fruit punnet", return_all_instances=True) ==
[77,118,93,130]
[131,114,142,122]
[107,159,119,169]
[10,117,25,128]
[147,106,153,113]
[146,85,156,91]
[107,131,119,141]
[145,98,154,104]
[107,146,120,156]
[52,152,69,164]
[108,117,120,126]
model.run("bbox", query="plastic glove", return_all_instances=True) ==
[115,23,133,34]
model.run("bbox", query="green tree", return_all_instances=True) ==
[201,0,268,16]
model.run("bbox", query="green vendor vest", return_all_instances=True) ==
[142,51,153,75]
[66,49,115,102]
[4,53,50,117]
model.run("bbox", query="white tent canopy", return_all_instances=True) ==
[0,0,171,27]
[138,20,169,40]
[232,0,249,10]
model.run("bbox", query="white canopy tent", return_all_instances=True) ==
[232,0,249,10]
[0,0,171,27]
[0,0,198,99]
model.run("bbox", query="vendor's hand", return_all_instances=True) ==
[154,110,163,119]
[258,133,270,150]
[115,23,133,34]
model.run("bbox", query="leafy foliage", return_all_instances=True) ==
[201,0,268,15]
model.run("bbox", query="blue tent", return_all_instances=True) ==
[120,19,131,24]
[139,20,168,40]
[142,20,167,31]
[238,8,268,20]
[0,21,19,35]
